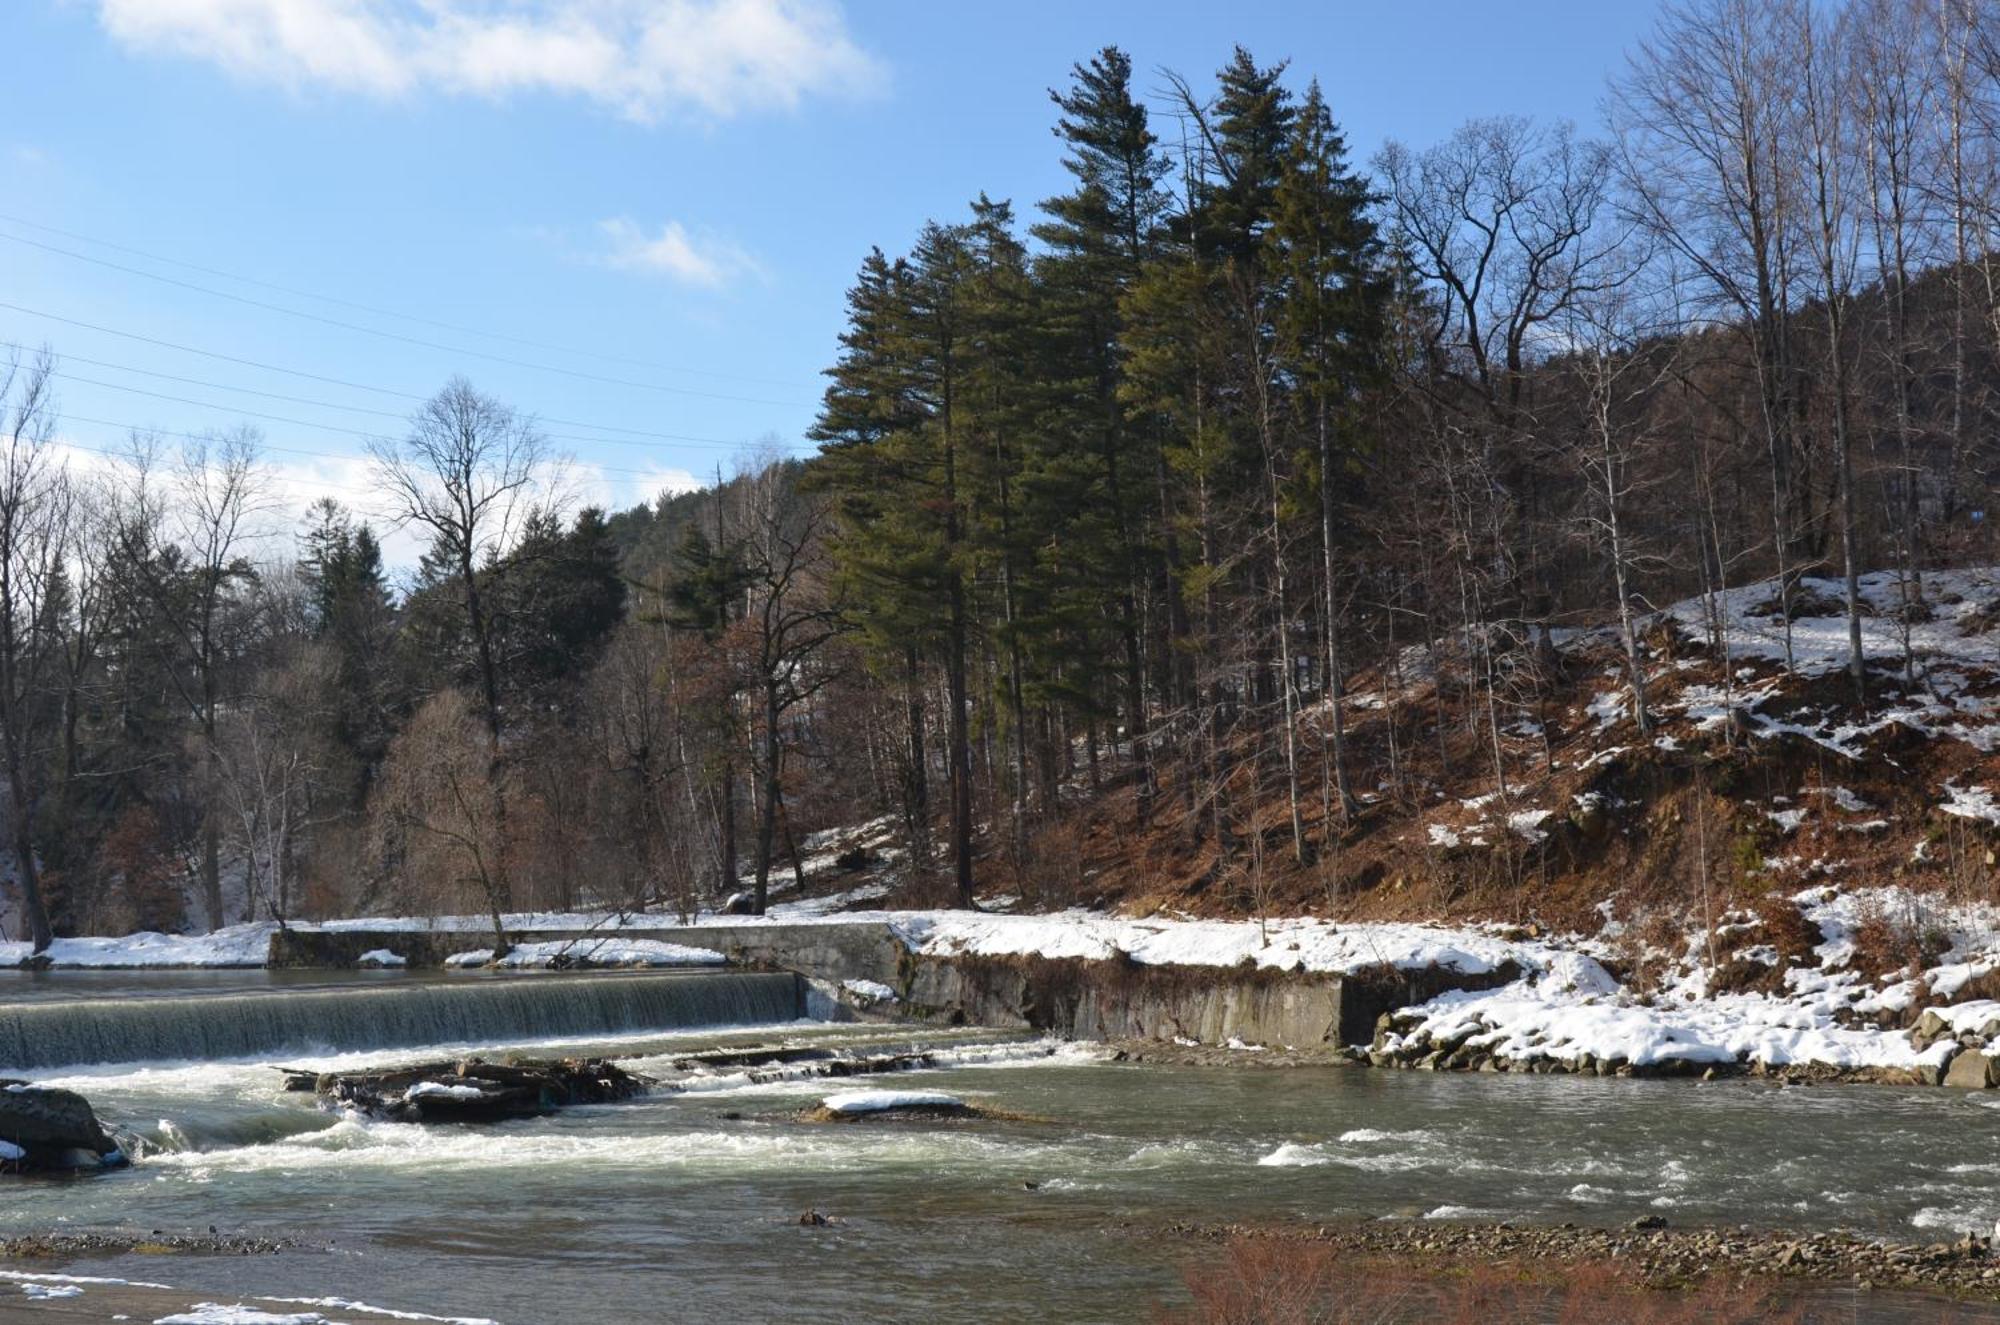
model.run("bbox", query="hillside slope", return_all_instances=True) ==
[1053,566,2000,953]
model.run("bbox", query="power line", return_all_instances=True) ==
[0,211,812,391]
[0,231,814,408]
[0,306,818,450]
[11,343,810,455]
[52,391,714,485]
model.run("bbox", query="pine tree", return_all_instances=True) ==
[812,224,982,905]
[1034,46,1172,819]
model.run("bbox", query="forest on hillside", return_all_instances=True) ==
[3,0,2000,951]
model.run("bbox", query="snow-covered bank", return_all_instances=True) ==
[1373,885,2000,1080]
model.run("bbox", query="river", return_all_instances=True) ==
[4,971,2000,1322]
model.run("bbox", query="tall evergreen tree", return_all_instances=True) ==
[1035,46,1172,818]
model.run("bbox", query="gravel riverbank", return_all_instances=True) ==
[1163,1217,2000,1302]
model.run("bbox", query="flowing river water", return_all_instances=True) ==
[4,970,2000,1323]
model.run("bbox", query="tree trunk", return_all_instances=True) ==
[753,681,781,914]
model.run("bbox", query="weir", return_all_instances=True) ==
[0,970,806,1071]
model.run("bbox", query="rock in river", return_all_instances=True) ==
[0,1080,127,1172]
[288,1057,652,1123]
[803,1090,981,1123]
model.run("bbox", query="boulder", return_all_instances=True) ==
[1945,1048,1999,1090]
[0,1081,124,1171]
[1911,1010,1953,1051]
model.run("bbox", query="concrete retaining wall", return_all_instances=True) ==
[899,953,1520,1049]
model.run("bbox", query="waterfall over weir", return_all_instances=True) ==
[0,971,806,1071]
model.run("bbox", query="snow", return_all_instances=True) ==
[403,1082,486,1102]
[0,1139,23,1161]
[766,883,890,919]
[1665,568,2000,677]
[480,939,725,969]
[1587,689,1629,732]
[1921,1000,2000,1034]
[840,978,897,1003]
[0,905,1549,976]
[0,925,278,969]
[1391,972,1952,1072]
[1942,783,2000,827]
[820,1089,963,1115]
[1767,807,1808,834]
[1380,884,2000,1074]
[1507,809,1554,843]
[20,1283,81,1299]
[354,949,405,968]
[890,910,1546,978]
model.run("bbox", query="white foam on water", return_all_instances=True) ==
[1256,1142,1330,1168]
[22,1020,827,1086]
[155,1308,335,1325]
[1326,1151,1434,1174]
[141,1116,1073,1180]
[651,1038,1076,1098]
[1913,1206,1992,1234]
[265,1296,498,1324]
[0,1270,174,1290]
[1336,1127,1430,1144]
[820,1089,963,1115]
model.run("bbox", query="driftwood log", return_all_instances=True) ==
[282,1057,652,1123]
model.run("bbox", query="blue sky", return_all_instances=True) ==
[2,1,1663,557]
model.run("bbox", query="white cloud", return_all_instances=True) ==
[94,0,883,122]
[48,434,701,577]
[573,456,702,513]
[594,216,762,287]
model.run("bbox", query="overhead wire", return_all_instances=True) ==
[0,307,819,456]
[0,210,811,391]
[6,343,809,455]
[0,231,812,407]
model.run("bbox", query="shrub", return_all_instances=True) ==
[1753,894,1822,966]
[1848,894,1954,979]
